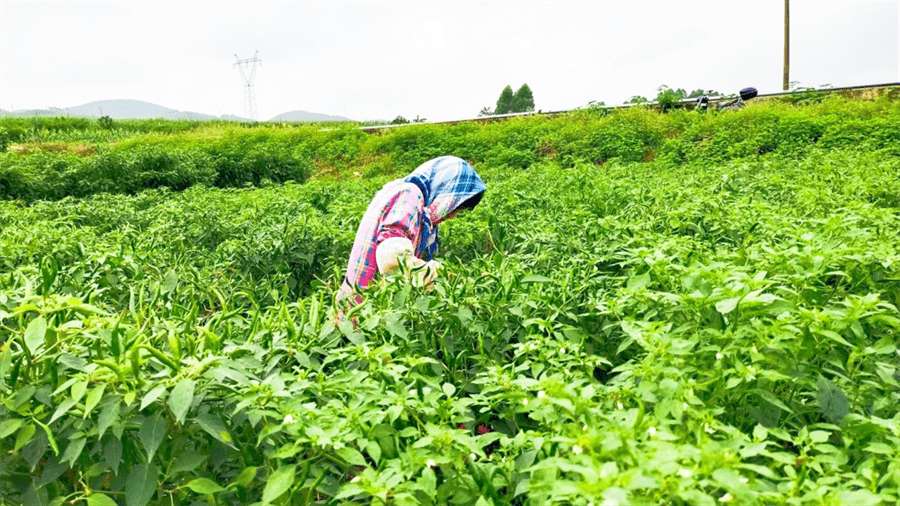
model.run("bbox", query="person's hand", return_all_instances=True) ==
[415,260,441,290]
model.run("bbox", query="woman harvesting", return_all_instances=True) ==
[338,156,486,305]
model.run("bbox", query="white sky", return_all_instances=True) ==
[1,1,897,122]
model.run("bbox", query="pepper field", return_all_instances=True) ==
[1,95,899,505]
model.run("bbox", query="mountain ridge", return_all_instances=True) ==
[0,99,355,123]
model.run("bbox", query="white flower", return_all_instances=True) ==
[719,493,734,503]
[572,445,583,454]
[617,401,624,410]
[716,353,724,360]
[582,424,588,431]
[560,347,566,354]
[677,468,692,478]
[739,477,749,484]
[682,402,689,411]
[537,391,546,399]
[469,453,477,461]
[426,459,436,468]
[648,426,657,437]
[522,398,529,406]
[351,476,361,483]
[282,414,295,425]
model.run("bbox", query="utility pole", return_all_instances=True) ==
[783,0,790,90]
[234,51,262,121]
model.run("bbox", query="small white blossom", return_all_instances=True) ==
[677,468,692,478]
[282,414,295,425]
[426,459,436,468]
[716,353,724,360]
[560,347,566,354]
[582,424,588,431]
[351,476,361,483]
[739,477,749,484]
[469,453,477,461]
[537,391,546,399]
[648,426,657,437]
[522,398,529,406]
[719,493,734,503]
[617,401,624,410]
[572,445,583,454]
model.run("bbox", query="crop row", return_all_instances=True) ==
[2,128,899,505]
[1,97,897,202]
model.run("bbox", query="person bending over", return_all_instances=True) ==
[339,156,486,305]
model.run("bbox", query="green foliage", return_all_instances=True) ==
[98,115,115,130]
[1,93,899,505]
[3,96,897,202]
[513,84,535,113]
[495,86,516,115]
[495,84,536,115]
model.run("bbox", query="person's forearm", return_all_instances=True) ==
[376,237,422,275]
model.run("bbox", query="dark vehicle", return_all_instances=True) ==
[696,87,758,111]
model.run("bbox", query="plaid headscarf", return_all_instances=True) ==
[403,156,487,260]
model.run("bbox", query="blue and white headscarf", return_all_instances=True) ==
[402,156,486,260]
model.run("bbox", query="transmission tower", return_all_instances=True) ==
[234,51,262,121]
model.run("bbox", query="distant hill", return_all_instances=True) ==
[0,99,354,123]
[269,110,353,123]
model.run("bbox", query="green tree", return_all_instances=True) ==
[478,106,494,117]
[495,86,515,115]
[390,115,410,125]
[512,83,535,113]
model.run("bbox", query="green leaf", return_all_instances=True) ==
[230,466,258,488]
[521,274,554,284]
[103,437,123,475]
[816,377,849,425]
[185,477,226,494]
[61,437,86,467]
[139,385,166,411]
[14,423,36,452]
[125,463,159,506]
[170,451,207,474]
[715,297,740,314]
[626,273,650,290]
[139,415,166,461]
[84,384,107,418]
[337,447,367,467]
[24,316,48,355]
[98,398,120,439]
[0,418,24,438]
[262,464,296,504]
[834,490,882,506]
[168,378,195,425]
[442,382,456,397]
[195,412,234,447]
[71,379,88,404]
[86,493,119,506]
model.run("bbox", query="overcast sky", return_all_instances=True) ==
[1,1,897,122]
